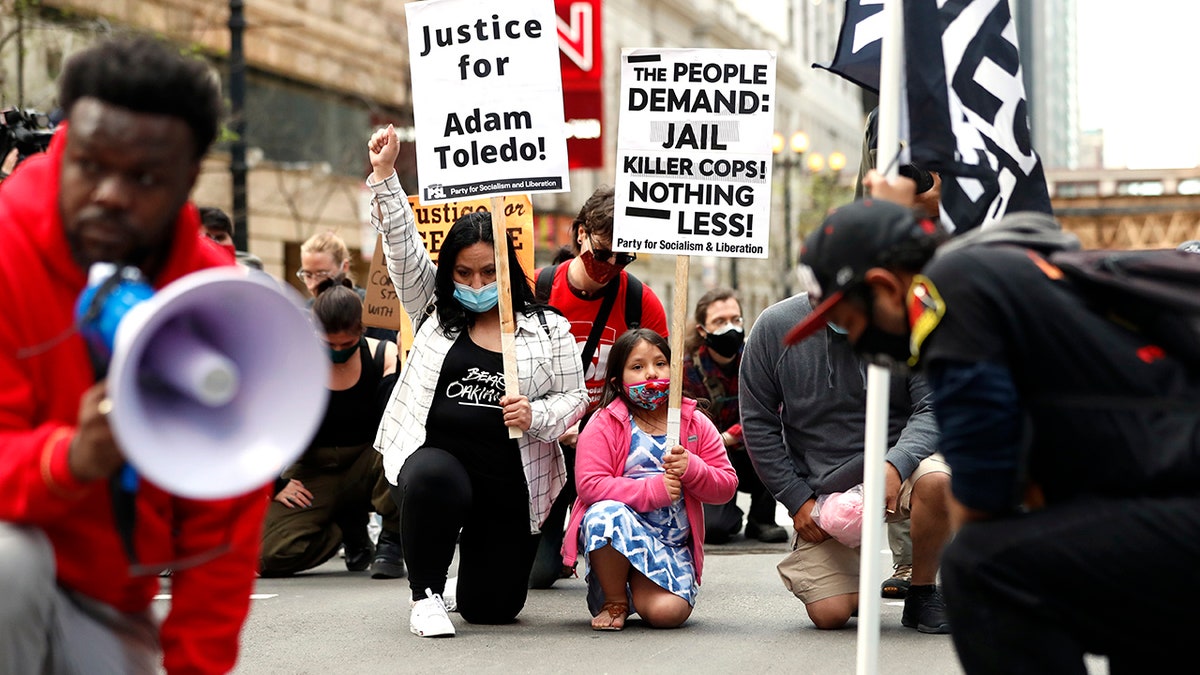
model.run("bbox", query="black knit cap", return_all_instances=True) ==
[785,199,938,345]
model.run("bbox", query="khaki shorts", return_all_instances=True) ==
[777,454,950,605]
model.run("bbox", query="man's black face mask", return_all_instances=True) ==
[847,286,912,368]
[854,323,912,367]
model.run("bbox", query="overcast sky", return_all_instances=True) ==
[734,0,1200,170]
[1077,0,1200,169]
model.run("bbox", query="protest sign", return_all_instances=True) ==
[363,235,404,331]
[362,194,536,370]
[406,0,571,204]
[406,194,536,277]
[362,235,414,370]
[613,48,777,259]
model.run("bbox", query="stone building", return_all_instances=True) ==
[0,0,864,321]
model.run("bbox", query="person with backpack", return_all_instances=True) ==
[785,175,1200,673]
[529,185,670,589]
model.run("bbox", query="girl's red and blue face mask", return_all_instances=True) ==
[625,378,670,410]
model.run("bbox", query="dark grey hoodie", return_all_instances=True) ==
[739,294,939,516]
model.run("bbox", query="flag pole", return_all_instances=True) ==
[858,1,904,674]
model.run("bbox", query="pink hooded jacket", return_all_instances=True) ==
[561,397,738,584]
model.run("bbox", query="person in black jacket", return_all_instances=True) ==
[786,179,1200,673]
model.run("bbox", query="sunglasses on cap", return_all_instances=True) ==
[588,233,637,266]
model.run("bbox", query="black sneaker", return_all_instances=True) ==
[901,584,951,634]
[336,511,374,572]
[371,529,406,579]
[745,520,789,543]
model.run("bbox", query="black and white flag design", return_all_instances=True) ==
[904,0,1052,232]
[814,0,885,94]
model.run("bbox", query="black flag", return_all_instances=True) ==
[814,0,885,94]
[904,0,1052,232]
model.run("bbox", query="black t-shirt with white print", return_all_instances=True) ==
[425,332,523,482]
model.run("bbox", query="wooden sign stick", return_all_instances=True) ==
[665,255,690,448]
[490,196,523,440]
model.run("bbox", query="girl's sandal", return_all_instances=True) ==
[591,601,629,631]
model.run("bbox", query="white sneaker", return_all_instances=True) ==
[410,588,456,637]
[443,577,458,613]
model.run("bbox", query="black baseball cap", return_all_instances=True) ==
[784,199,939,345]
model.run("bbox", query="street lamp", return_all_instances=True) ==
[229,0,249,253]
[773,131,809,297]
[828,151,848,173]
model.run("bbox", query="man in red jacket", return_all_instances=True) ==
[0,37,268,674]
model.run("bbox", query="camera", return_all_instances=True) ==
[0,108,56,168]
[899,163,936,194]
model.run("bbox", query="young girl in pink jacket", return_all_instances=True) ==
[562,328,738,631]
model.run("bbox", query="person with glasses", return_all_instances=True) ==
[296,231,398,567]
[0,37,270,674]
[297,230,398,344]
[297,231,353,297]
[681,288,788,545]
[365,124,587,637]
[528,185,670,589]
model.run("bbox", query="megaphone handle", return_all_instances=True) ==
[119,463,139,492]
[109,465,140,565]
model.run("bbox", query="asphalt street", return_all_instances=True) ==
[155,499,1109,674]
[188,534,971,675]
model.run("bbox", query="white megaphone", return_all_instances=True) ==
[102,266,329,500]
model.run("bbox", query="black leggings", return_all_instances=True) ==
[392,446,539,625]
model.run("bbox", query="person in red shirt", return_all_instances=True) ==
[530,186,669,588]
[0,37,268,674]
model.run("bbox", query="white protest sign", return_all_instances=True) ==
[613,48,776,258]
[406,0,571,204]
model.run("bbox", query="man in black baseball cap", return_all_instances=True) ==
[791,180,1200,673]
[785,199,944,366]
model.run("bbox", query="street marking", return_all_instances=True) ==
[154,593,278,600]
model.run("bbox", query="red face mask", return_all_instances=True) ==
[579,250,621,285]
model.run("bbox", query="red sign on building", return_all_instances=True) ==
[556,0,603,169]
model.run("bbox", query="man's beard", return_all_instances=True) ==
[66,213,164,274]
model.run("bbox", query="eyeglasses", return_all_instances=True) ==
[587,233,637,266]
[295,269,335,282]
[708,316,745,330]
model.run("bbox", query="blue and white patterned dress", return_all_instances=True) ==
[581,417,697,615]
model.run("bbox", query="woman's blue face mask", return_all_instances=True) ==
[453,281,499,313]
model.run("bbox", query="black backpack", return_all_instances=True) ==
[534,262,643,329]
[1050,248,1200,369]
[942,212,1200,370]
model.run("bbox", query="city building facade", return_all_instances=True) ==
[0,0,864,319]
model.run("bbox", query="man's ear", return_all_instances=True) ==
[863,268,906,305]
